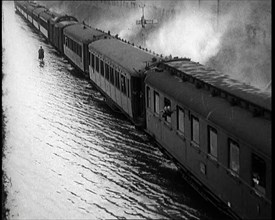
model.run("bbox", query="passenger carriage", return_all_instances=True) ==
[144,59,271,219]
[38,10,54,38]
[51,15,78,50]
[88,38,159,127]
[32,7,48,31]
[63,24,110,76]
[25,3,37,24]
[54,20,79,54]
[19,2,28,19]
[13,1,22,13]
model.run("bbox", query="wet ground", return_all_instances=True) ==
[2,2,231,219]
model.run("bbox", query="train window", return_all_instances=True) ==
[78,45,80,57]
[95,57,99,72]
[105,63,109,80]
[177,106,185,134]
[110,67,114,85]
[127,79,130,98]
[154,91,160,114]
[121,75,126,95]
[100,60,104,76]
[208,126,217,160]
[163,98,171,123]
[91,54,95,68]
[251,154,266,195]
[191,116,199,145]
[146,86,151,108]
[88,52,90,65]
[229,139,240,175]
[115,71,120,89]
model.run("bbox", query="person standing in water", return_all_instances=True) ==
[38,46,44,61]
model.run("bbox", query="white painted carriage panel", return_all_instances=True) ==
[41,26,47,38]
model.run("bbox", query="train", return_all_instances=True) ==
[13,1,271,219]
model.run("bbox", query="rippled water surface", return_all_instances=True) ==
[3,2,230,219]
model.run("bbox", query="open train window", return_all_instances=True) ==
[251,154,266,195]
[79,45,82,58]
[110,67,114,85]
[68,38,70,48]
[105,63,109,80]
[191,116,199,145]
[177,106,185,134]
[208,126,217,160]
[146,86,151,108]
[100,60,104,76]
[91,54,94,68]
[163,98,171,123]
[154,91,160,114]
[115,71,120,89]
[95,57,99,72]
[121,75,126,95]
[229,139,239,175]
[127,79,130,98]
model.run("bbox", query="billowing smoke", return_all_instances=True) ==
[41,0,271,93]
[145,2,229,63]
[205,1,271,92]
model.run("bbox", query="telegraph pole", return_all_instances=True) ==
[217,0,220,29]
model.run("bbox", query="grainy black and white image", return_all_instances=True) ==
[2,0,271,219]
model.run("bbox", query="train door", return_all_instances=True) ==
[50,22,54,43]
[131,76,145,124]
[83,43,89,76]
[47,20,50,39]
[58,27,63,53]
[53,25,59,49]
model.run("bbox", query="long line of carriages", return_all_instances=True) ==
[14,1,271,219]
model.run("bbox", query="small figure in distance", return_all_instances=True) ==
[38,46,44,62]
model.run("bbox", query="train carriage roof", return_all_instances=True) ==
[165,60,271,111]
[26,4,37,13]
[55,20,79,29]
[89,38,158,76]
[48,13,75,23]
[145,70,271,157]
[52,15,78,23]
[49,11,62,20]
[16,1,28,7]
[39,11,56,22]
[33,7,47,16]
[64,24,106,44]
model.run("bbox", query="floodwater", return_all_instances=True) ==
[2,2,231,219]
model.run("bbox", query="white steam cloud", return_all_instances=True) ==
[41,0,271,93]
[145,5,228,63]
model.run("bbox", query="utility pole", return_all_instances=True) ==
[217,0,220,29]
